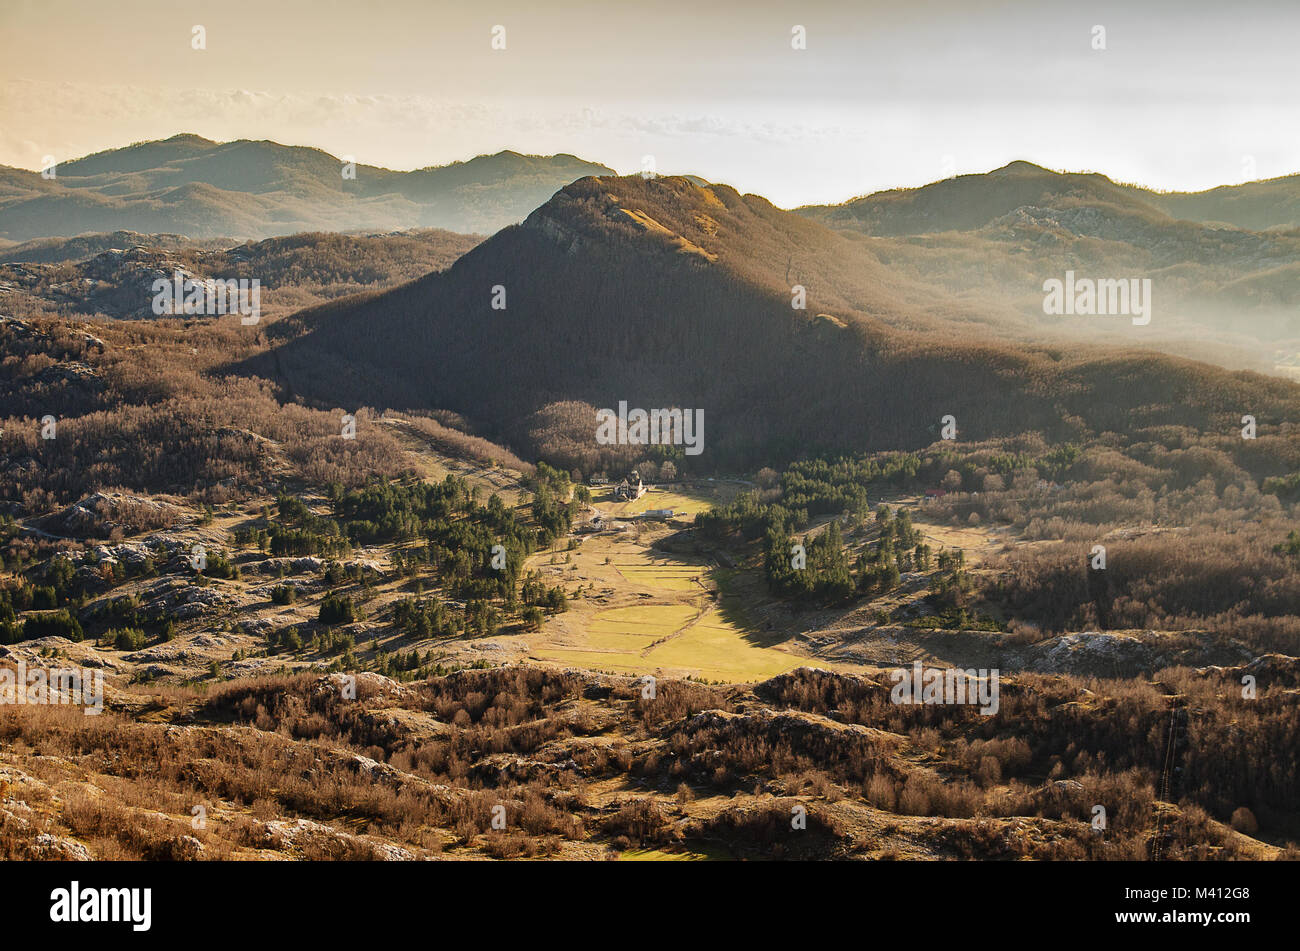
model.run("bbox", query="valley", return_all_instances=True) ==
[0,141,1298,865]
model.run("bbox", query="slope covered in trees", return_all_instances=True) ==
[244,173,1300,474]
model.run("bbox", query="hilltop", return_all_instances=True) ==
[798,160,1300,234]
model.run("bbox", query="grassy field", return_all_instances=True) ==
[618,846,728,861]
[595,482,739,518]
[583,604,698,651]
[529,523,804,682]
[645,612,800,682]
[612,557,707,591]
[535,597,798,681]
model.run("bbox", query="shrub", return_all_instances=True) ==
[319,594,357,624]
[111,627,147,651]
[1230,807,1259,836]
[201,550,240,580]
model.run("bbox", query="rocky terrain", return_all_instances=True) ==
[0,229,483,322]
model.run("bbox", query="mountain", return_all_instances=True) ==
[0,135,614,242]
[798,161,1300,371]
[798,160,1300,234]
[240,173,1300,472]
[1139,174,1300,232]
[798,161,1169,236]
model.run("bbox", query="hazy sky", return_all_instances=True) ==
[1,0,1297,206]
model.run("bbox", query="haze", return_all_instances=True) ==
[1,0,1298,205]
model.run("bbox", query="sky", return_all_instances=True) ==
[1,0,1297,207]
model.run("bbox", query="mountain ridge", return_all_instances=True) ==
[0,135,615,241]
[799,160,1300,234]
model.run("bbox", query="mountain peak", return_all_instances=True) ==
[989,160,1051,175]
[798,160,1165,236]
[161,133,217,146]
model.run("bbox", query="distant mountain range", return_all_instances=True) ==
[0,134,614,241]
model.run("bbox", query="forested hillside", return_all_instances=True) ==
[246,174,1300,474]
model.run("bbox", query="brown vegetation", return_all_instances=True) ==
[2,665,1291,860]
